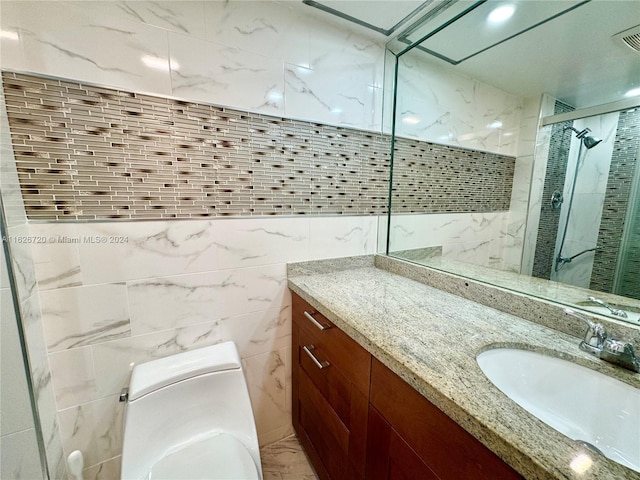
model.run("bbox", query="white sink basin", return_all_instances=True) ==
[477,348,640,473]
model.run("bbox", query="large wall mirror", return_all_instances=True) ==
[384,0,640,325]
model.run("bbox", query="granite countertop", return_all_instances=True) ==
[287,256,640,480]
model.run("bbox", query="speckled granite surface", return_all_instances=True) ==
[287,257,640,480]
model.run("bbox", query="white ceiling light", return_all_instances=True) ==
[624,87,640,97]
[487,4,515,24]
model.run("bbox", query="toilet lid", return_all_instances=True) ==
[148,433,260,480]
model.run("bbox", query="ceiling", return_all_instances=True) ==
[303,0,640,108]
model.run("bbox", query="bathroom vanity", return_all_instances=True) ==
[288,256,640,480]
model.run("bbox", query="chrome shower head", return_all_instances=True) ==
[564,126,602,149]
[583,135,602,149]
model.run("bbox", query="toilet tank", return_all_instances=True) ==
[121,342,260,480]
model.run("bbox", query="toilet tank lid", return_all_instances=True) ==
[128,341,242,401]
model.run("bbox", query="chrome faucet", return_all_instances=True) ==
[587,296,628,318]
[565,308,639,373]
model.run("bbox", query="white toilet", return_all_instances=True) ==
[120,341,263,480]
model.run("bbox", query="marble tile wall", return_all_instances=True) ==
[0,0,384,131]
[385,212,510,269]
[394,49,523,157]
[26,215,377,474]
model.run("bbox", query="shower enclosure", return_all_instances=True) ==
[531,107,640,300]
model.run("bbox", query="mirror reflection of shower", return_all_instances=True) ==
[554,126,602,272]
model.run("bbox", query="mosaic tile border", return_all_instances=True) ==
[2,72,515,221]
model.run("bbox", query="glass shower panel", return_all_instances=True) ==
[0,219,47,480]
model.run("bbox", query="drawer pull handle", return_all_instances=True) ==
[304,311,331,330]
[303,345,330,369]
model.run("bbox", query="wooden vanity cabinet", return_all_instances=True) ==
[291,292,522,480]
[367,358,522,480]
[292,294,371,480]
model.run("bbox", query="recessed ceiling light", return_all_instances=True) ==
[488,5,516,24]
[624,87,640,97]
[487,120,503,129]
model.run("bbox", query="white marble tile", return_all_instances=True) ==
[396,51,522,156]
[66,1,208,39]
[1,290,35,436]
[12,1,172,95]
[241,264,290,315]
[204,0,310,68]
[0,429,45,480]
[215,217,310,269]
[48,346,98,410]
[127,270,245,335]
[83,455,122,480]
[57,395,123,469]
[76,220,218,284]
[39,284,131,352]
[169,32,285,114]
[220,305,290,359]
[28,224,82,290]
[308,216,377,260]
[0,2,28,72]
[242,348,289,445]
[91,321,221,398]
[5,224,37,302]
[284,62,379,129]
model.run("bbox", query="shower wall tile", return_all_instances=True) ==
[39,283,131,352]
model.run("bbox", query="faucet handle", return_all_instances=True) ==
[601,340,640,373]
[564,308,606,352]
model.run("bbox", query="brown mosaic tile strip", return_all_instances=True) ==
[2,71,515,220]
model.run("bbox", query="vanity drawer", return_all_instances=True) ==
[292,293,370,396]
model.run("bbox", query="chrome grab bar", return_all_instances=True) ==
[304,310,331,330]
[303,345,329,369]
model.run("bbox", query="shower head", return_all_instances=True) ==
[564,126,602,149]
[583,135,602,149]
